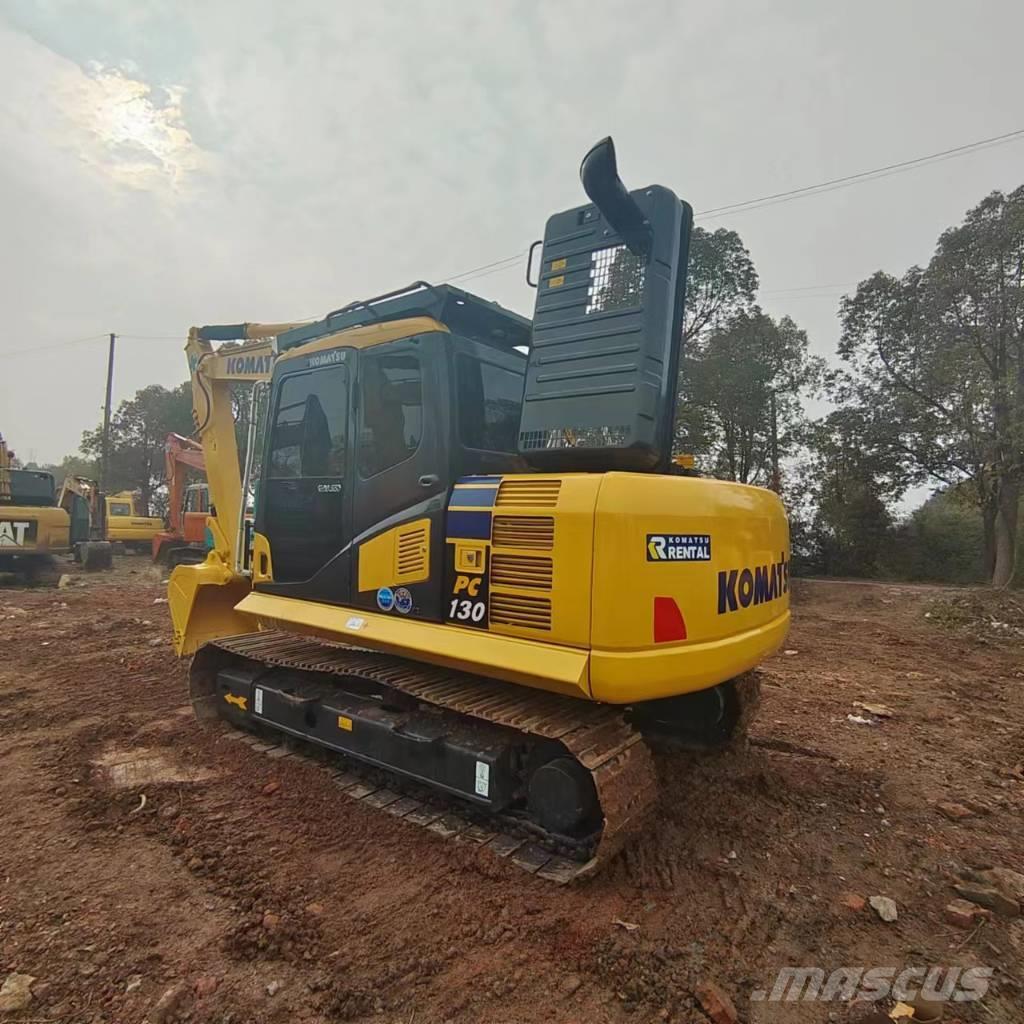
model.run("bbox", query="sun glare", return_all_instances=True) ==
[71,63,202,190]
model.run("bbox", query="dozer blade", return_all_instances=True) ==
[190,630,659,882]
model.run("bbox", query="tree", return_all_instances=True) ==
[80,383,193,514]
[838,186,1024,586]
[23,454,99,488]
[683,227,759,341]
[883,487,987,584]
[678,308,823,485]
[790,408,906,577]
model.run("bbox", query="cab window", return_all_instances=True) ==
[109,501,132,516]
[357,351,422,477]
[268,367,348,479]
[457,355,524,453]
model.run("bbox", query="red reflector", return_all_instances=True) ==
[653,597,687,643]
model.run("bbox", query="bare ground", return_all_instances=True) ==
[0,562,1022,1023]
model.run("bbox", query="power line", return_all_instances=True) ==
[3,331,184,359]
[697,127,1024,216]
[5,332,107,358]
[442,126,1024,285]
[9,127,1022,356]
[446,251,526,283]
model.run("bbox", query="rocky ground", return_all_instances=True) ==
[0,560,1022,1024]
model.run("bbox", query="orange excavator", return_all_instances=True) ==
[152,433,209,568]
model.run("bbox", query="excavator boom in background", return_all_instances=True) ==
[152,433,209,567]
[169,139,790,880]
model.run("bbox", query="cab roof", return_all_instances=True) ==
[277,282,531,355]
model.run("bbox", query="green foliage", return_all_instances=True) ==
[679,307,824,484]
[884,489,986,584]
[837,186,1024,585]
[22,453,99,487]
[80,383,193,514]
[790,409,903,576]
[683,227,759,341]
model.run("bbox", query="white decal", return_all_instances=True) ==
[0,521,30,547]
[448,598,486,623]
[345,616,366,631]
[254,687,264,715]
[474,760,490,798]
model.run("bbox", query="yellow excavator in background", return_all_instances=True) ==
[170,139,790,880]
[56,477,114,570]
[0,433,71,584]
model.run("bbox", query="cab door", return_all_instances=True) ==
[255,355,353,603]
[349,335,448,619]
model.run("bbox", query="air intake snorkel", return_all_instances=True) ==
[579,137,653,260]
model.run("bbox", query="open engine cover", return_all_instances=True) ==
[520,173,693,472]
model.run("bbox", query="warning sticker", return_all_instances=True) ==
[474,760,490,798]
[254,687,264,715]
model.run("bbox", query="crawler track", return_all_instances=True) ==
[193,630,660,882]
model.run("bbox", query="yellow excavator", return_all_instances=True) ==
[0,433,71,584]
[170,139,790,879]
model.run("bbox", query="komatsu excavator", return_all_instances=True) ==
[170,139,790,879]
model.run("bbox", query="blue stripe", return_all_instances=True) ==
[451,487,498,507]
[447,510,492,540]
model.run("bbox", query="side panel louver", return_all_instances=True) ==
[491,516,554,550]
[489,592,552,631]
[491,554,554,591]
[495,478,562,508]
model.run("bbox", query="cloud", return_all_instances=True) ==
[2,0,1023,465]
[60,64,204,190]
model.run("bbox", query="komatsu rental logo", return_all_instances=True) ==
[718,552,789,614]
[647,534,711,561]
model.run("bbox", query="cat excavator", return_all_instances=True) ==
[170,139,790,880]
[0,433,71,584]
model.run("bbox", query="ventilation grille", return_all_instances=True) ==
[396,525,428,579]
[519,426,629,450]
[585,244,646,315]
[489,592,552,631]
[491,516,554,550]
[491,554,553,591]
[495,478,562,508]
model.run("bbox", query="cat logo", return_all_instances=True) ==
[0,521,31,547]
[224,693,248,711]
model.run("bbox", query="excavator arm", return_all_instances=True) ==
[163,433,205,536]
[171,322,305,652]
[185,323,301,568]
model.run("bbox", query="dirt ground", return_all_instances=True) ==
[1,560,1022,1024]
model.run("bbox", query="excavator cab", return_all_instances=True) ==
[253,287,530,615]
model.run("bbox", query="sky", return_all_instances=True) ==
[2,0,1023,507]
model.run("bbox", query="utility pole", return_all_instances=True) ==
[97,332,116,539]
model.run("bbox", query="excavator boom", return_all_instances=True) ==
[151,433,208,566]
